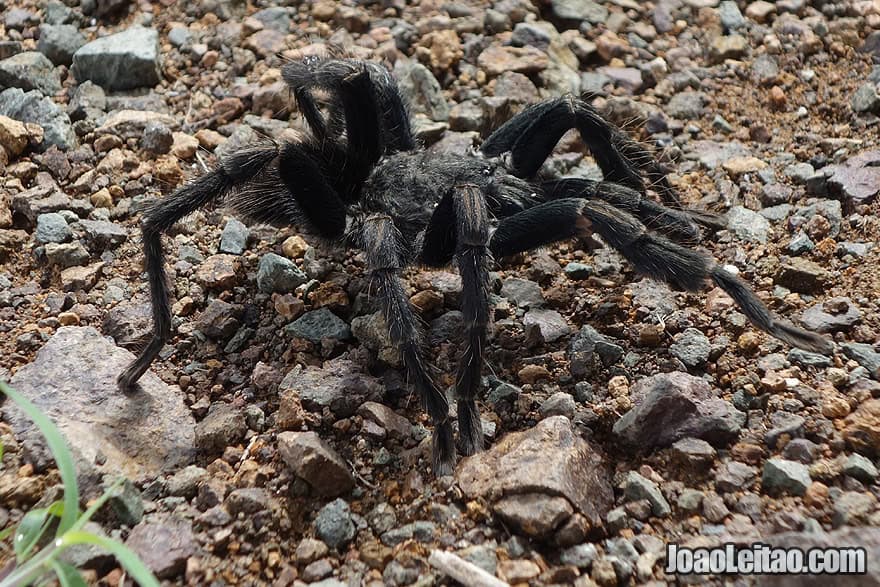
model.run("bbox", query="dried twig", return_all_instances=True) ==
[428,550,509,587]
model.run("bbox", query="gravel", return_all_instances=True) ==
[1,0,878,584]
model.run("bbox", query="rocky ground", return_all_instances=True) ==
[1,0,880,585]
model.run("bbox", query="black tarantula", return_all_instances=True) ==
[118,54,833,475]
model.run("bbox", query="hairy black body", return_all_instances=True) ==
[119,54,833,476]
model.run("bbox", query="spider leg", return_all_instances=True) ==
[541,178,725,243]
[118,144,279,391]
[283,57,415,154]
[451,185,491,455]
[481,96,682,207]
[119,141,351,391]
[489,198,833,355]
[357,213,456,475]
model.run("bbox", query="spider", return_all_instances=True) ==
[118,54,833,476]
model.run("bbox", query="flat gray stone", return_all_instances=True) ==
[5,326,196,480]
[72,26,161,91]
[0,51,61,95]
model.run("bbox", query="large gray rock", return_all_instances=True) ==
[0,88,75,150]
[4,327,196,482]
[456,416,613,533]
[613,372,745,448]
[0,51,62,95]
[72,27,161,90]
[37,24,86,66]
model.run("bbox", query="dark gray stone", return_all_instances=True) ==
[825,150,880,206]
[523,308,570,343]
[194,403,246,453]
[251,7,291,32]
[284,308,351,343]
[613,372,745,448]
[765,412,805,449]
[35,212,72,244]
[623,471,671,517]
[141,120,173,154]
[551,0,608,23]
[852,83,880,114]
[315,498,356,550]
[72,27,161,91]
[762,459,811,496]
[68,80,106,121]
[219,218,248,255]
[841,343,880,379]
[256,252,307,294]
[718,1,745,31]
[500,277,544,308]
[782,438,818,463]
[788,348,833,368]
[0,51,61,95]
[669,328,711,369]
[37,24,86,66]
[77,219,128,249]
[666,92,706,120]
[727,206,770,243]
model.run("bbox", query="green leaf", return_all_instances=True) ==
[0,526,14,542]
[51,560,88,587]
[0,381,80,535]
[14,507,53,561]
[59,531,160,587]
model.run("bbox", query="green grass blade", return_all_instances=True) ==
[14,507,52,562]
[59,531,159,587]
[0,381,79,535]
[0,526,14,542]
[51,560,88,587]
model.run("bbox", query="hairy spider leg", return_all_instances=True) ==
[275,143,348,237]
[481,96,684,207]
[356,213,456,475]
[118,145,279,391]
[449,184,492,455]
[489,198,833,355]
[283,57,415,156]
[541,178,707,243]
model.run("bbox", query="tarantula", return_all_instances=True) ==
[118,54,833,475]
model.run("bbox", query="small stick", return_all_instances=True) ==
[428,550,510,587]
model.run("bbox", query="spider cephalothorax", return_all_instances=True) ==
[118,54,833,475]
